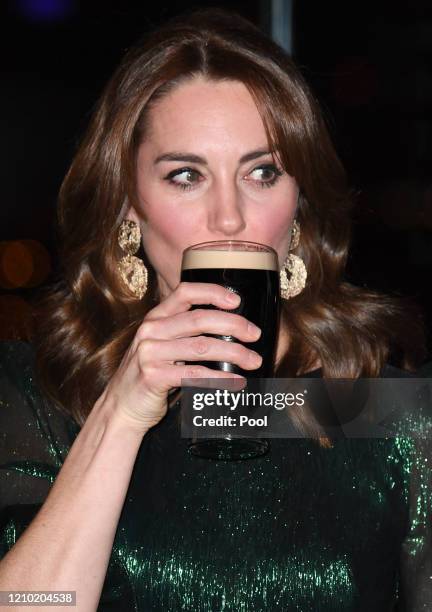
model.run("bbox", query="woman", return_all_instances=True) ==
[0,8,430,611]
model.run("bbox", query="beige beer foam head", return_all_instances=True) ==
[182,249,278,271]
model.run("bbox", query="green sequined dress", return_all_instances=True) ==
[1,341,431,611]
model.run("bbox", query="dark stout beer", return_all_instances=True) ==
[181,247,280,377]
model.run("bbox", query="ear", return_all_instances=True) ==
[124,206,141,225]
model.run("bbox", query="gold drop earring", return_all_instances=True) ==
[117,219,148,299]
[280,220,307,299]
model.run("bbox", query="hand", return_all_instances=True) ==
[96,282,262,434]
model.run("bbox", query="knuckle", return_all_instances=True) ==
[191,336,209,355]
[184,366,204,379]
[138,358,155,384]
[141,363,156,380]
[137,339,155,363]
[177,281,190,299]
[140,363,157,385]
[137,319,155,340]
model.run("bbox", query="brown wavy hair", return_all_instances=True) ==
[32,8,426,445]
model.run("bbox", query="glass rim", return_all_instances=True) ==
[182,240,277,256]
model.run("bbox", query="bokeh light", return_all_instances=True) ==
[0,240,51,289]
[14,0,76,23]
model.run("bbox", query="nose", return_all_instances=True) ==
[206,182,247,237]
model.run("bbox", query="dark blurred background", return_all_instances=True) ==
[1,0,431,363]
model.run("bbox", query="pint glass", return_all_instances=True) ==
[181,240,280,459]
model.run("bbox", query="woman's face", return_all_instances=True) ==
[131,76,299,299]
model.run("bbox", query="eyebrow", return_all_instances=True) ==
[153,149,274,165]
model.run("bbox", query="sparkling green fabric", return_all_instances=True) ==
[1,341,431,611]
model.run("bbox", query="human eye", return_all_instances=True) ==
[246,164,283,188]
[163,167,203,191]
